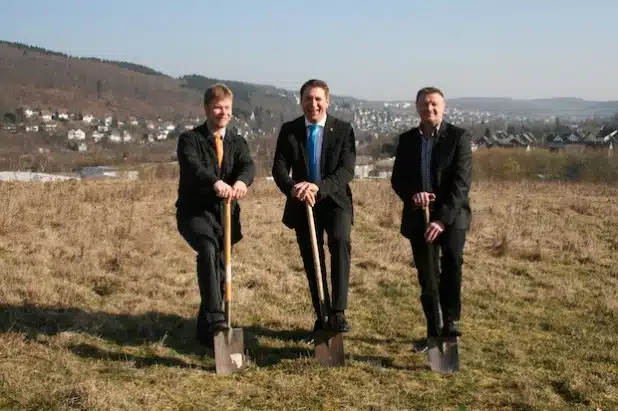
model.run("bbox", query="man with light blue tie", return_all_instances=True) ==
[272,79,357,337]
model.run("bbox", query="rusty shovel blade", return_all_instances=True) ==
[214,328,245,375]
[427,336,460,373]
[313,330,345,367]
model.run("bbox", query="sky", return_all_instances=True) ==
[2,0,617,101]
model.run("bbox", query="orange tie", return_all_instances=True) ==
[214,132,223,168]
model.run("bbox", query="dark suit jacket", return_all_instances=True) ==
[175,122,255,245]
[271,114,356,229]
[391,121,472,240]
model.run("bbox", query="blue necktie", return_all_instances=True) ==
[308,124,320,182]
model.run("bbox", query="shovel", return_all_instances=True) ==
[306,203,345,367]
[214,197,246,375]
[424,206,460,373]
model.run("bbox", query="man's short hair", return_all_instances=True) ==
[204,83,233,106]
[416,86,444,103]
[300,79,330,99]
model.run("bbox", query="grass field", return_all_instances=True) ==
[0,177,616,410]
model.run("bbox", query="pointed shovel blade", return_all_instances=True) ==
[313,330,345,367]
[427,336,460,373]
[214,327,245,375]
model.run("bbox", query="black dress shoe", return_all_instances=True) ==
[443,321,462,337]
[312,318,325,332]
[329,312,350,333]
[209,321,230,334]
[303,318,325,343]
[412,337,428,353]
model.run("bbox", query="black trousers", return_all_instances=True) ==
[410,227,467,337]
[177,213,225,338]
[294,202,352,320]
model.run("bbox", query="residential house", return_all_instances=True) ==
[23,108,35,118]
[109,130,122,143]
[91,131,105,142]
[163,122,176,132]
[41,110,52,122]
[67,129,86,140]
[55,110,70,121]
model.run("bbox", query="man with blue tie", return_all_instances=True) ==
[272,79,357,336]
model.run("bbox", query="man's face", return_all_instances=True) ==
[416,92,445,127]
[301,86,329,123]
[204,97,232,129]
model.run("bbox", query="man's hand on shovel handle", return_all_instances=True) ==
[293,181,319,206]
[214,180,233,199]
[425,220,444,243]
[232,181,248,200]
[413,192,435,208]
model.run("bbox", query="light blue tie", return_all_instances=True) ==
[308,124,320,182]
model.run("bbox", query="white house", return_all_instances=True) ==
[92,131,105,142]
[122,130,132,142]
[67,129,86,140]
[41,111,52,122]
[109,131,122,143]
[355,164,374,179]
[26,125,39,132]
[82,114,94,124]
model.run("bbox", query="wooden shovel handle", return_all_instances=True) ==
[224,198,232,304]
[306,203,327,322]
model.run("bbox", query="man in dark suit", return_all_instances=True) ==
[272,79,356,335]
[175,83,255,349]
[391,86,472,353]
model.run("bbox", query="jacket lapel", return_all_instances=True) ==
[429,122,449,188]
[320,116,335,175]
[295,117,310,175]
[222,130,234,177]
[431,122,448,171]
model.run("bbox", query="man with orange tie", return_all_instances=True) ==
[175,83,255,349]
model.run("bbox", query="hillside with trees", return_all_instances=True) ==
[0,41,305,125]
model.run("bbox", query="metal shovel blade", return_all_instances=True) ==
[314,330,345,367]
[427,336,460,373]
[214,328,245,375]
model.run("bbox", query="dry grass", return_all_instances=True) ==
[0,177,616,410]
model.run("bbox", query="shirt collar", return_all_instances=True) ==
[305,115,327,128]
[419,121,442,136]
[207,126,226,139]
